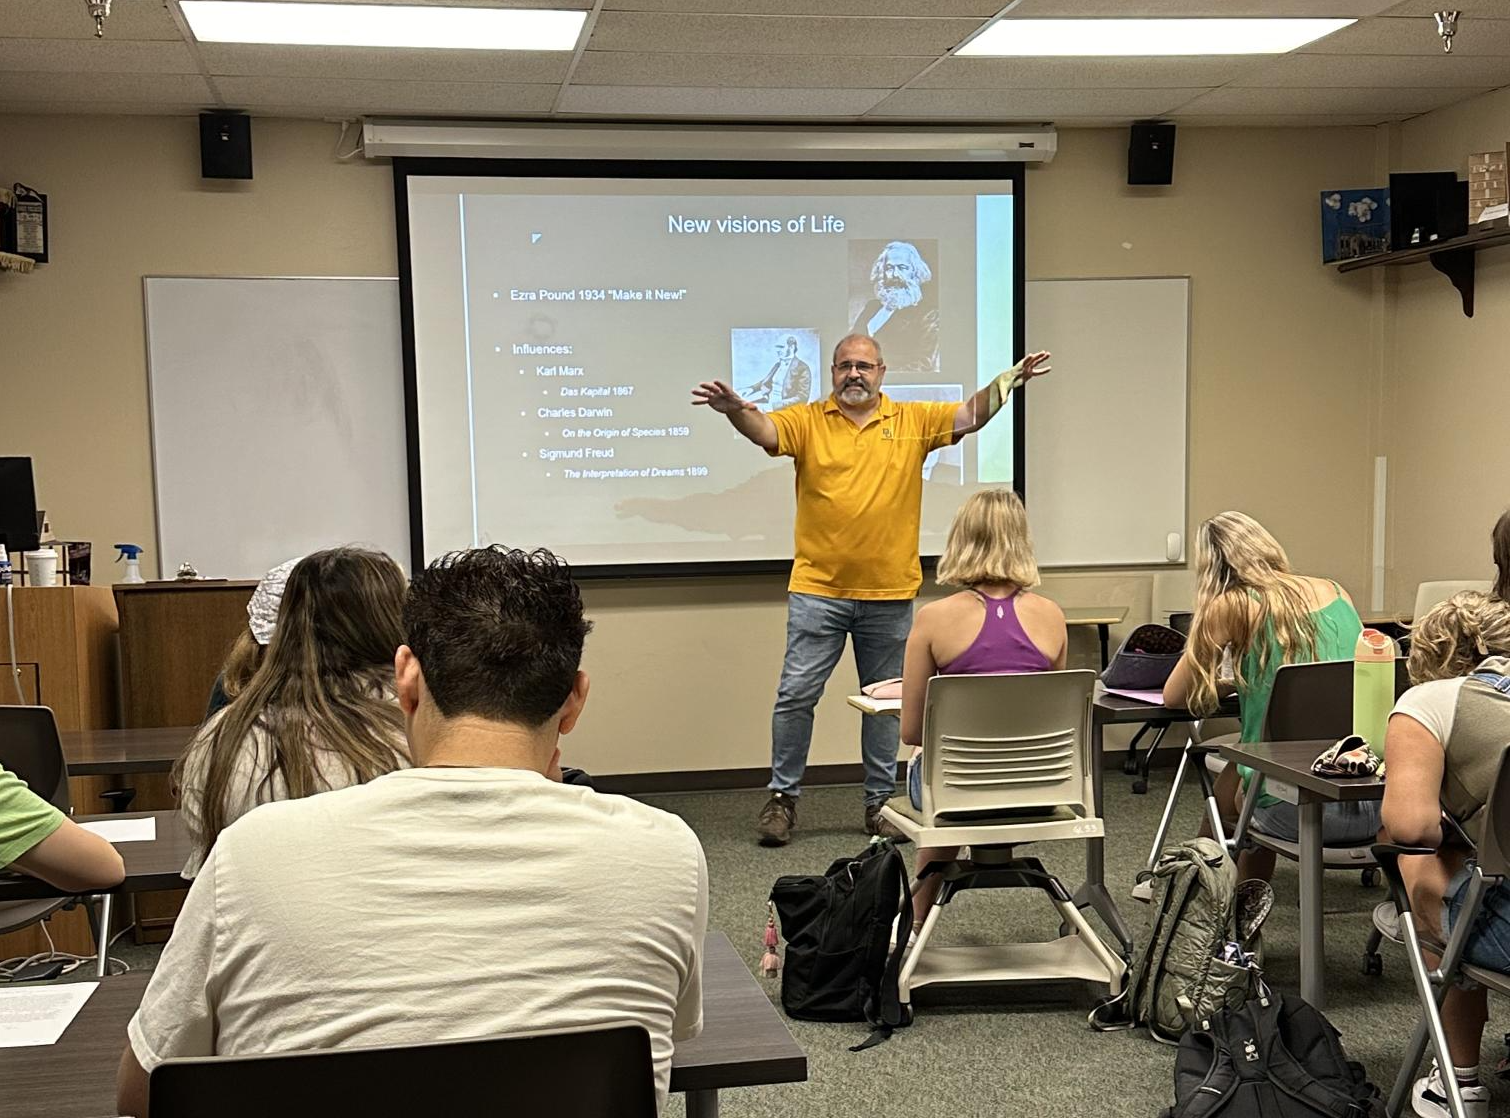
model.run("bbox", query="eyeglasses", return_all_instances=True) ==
[835,361,879,375]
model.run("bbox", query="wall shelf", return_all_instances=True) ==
[1334,223,1510,318]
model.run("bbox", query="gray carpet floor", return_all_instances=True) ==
[112,768,1509,1118]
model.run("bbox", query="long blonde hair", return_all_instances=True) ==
[1408,590,1510,685]
[216,629,264,705]
[1184,511,1320,714]
[176,547,409,865]
[935,488,1040,590]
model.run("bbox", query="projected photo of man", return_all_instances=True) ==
[848,239,940,375]
[731,328,818,412]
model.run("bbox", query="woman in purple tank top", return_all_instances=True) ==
[899,490,1068,932]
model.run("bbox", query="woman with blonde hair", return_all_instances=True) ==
[1380,590,1510,1118]
[1162,510,1378,881]
[175,547,411,876]
[900,488,1067,926]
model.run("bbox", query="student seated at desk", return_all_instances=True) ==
[118,546,706,1117]
[1380,591,1510,1118]
[204,556,300,718]
[1162,511,1381,881]
[174,547,411,878]
[0,763,124,892]
[901,489,1066,928]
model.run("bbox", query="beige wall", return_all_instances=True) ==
[0,115,1382,775]
[1380,87,1510,615]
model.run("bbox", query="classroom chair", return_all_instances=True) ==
[879,671,1125,1013]
[1373,745,1510,1118]
[148,1023,657,1118]
[1413,580,1492,623]
[0,706,88,943]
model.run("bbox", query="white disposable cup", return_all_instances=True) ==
[24,549,59,587]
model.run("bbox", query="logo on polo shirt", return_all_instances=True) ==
[881,427,894,439]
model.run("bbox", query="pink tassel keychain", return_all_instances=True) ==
[759,901,781,977]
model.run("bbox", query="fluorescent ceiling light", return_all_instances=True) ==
[957,18,1355,57]
[179,1,586,50]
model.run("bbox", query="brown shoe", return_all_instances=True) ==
[757,792,797,846]
[865,802,908,842]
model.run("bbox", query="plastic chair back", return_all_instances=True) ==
[149,1023,657,1118]
[1262,662,1351,742]
[0,706,70,812]
[1413,580,1492,623]
[1476,746,1510,879]
[919,670,1096,822]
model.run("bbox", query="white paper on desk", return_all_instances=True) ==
[79,817,156,843]
[0,981,98,1048]
[1101,687,1167,705]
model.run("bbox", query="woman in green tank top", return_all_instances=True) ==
[1163,511,1382,881]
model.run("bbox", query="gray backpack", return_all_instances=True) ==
[1092,838,1270,1043]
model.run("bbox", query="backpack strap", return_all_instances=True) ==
[1167,1020,1239,1118]
[1245,997,1369,1118]
[850,842,914,1051]
[1471,671,1510,694]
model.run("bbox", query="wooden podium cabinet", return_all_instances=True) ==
[112,580,256,942]
[0,585,119,957]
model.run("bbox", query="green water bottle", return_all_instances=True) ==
[1353,628,1398,760]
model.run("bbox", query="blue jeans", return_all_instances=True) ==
[1445,867,1510,972]
[770,592,912,806]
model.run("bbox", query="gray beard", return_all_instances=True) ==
[877,279,923,312]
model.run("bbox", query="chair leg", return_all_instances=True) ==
[1145,743,1192,873]
[898,900,945,1003]
[1132,722,1171,795]
[1123,723,1152,777]
[1052,896,1126,996]
[1194,755,1229,848]
[93,894,114,978]
[1391,919,1470,1118]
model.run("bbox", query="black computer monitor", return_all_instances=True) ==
[0,457,41,554]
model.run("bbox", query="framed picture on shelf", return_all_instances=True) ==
[1320,187,1390,263]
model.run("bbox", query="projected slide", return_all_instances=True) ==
[404,174,1018,568]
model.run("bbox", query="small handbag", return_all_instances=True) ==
[1101,623,1186,690]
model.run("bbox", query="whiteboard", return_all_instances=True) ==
[144,277,411,580]
[142,275,1187,576]
[1026,277,1188,567]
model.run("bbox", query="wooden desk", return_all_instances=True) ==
[1063,606,1129,669]
[1216,739,1384,1011]
[0,930,805,1118]
[62,727,196,777]
[0,811,190,904]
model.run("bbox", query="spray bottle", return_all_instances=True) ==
[1353,628,1398,759]
[114,544,145,585]
[0,544,10,587]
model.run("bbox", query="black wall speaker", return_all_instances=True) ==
[199,113,253,180]
[1128,122,1176,186]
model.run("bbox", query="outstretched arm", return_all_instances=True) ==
[953,351,1051,439]
[692,380,779,452]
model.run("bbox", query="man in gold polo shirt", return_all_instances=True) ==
[693,334,1050,845]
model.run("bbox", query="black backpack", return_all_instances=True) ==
[1161,990,1385,1117]
[768,839,913,1049]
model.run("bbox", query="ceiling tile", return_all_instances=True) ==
[557,84,890,117]
[197,43,571,82]
[916,55,1268,88]
[1168,112,1402,126]
[1237,52,1510,86]
[867,86,1203,119]
[214,75,558,114]
[0,0,186,40]
[1006,0,1401,14]
[586,12,981,56]
[0,71,214,102]
[1382,0,1510,16]
[570,50,929,87]
[0,100,207,115]
[0,37,199,73]
[1299,14,1510,53]
[1175,84,1490,115]
[600,0,1000,12]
